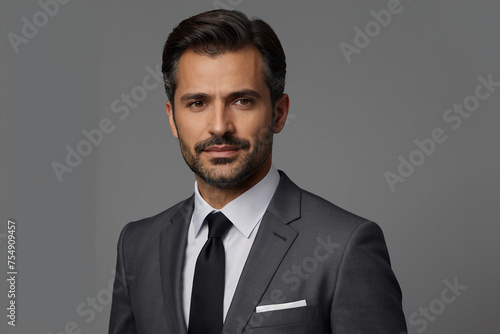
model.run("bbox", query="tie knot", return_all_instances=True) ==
[206,212,232,238]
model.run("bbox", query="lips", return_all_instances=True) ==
[203,145,240,158]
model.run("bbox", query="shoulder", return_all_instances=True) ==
[278,172,383,241]
[284,177,393,269]
[300,188,380,235]
[118,196,193,244]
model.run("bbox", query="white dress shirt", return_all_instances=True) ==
[182,164,280,326]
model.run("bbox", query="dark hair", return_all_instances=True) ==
[161,9,286,107]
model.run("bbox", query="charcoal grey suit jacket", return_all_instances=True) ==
[109,171,407,333]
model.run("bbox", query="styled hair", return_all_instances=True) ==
[161,9,286,107]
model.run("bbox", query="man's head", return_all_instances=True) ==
[161,10,289,190]
[162,9,286,107]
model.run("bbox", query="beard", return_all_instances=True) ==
[178,127,274,189]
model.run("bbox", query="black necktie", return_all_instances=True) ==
[188,211,232,334]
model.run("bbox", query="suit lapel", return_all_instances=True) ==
[159,196,193,334]
[223,171,302,333]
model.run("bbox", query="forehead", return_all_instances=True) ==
[175,46,268,99]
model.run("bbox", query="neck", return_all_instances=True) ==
[196,158,272,209]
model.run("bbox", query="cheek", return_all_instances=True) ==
[176,116,204,141]
[238,112,272,136]
[255,121,274,142]
[256,127,274,147]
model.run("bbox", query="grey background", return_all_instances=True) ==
[1,0,499,333]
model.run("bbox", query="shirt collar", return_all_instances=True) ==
[191,164,280,239]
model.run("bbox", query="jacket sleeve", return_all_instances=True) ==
[330,220,407,333]
[109,223,138,334]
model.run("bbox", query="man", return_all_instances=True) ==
[109,9,407,334]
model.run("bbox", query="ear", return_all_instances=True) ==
[166,101,179,139]
[272,93,290,134]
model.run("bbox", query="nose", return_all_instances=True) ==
[208,102,235,137]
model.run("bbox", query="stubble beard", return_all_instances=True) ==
[178,127,274,189]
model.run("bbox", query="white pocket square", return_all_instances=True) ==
[255,299,307,313]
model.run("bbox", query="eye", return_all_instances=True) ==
[234,98,252,106]
[189,101,206,108]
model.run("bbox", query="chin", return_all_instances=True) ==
[197,165,254,189]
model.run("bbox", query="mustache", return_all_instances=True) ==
[194,135,251,154]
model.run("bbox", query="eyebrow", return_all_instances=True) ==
[227,89,262,100]
[180,93,209,102]
[179,89,262,102]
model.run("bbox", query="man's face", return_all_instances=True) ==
[166,46,288,188]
